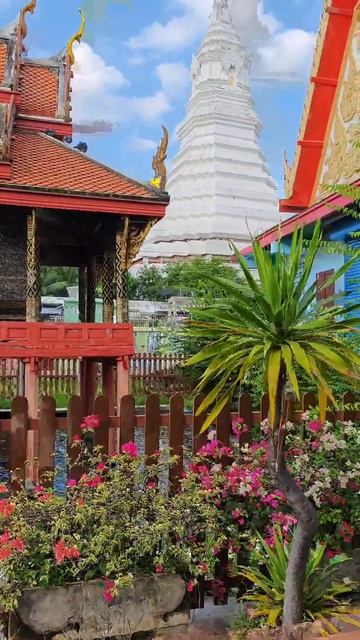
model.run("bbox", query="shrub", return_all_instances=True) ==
[0,439,223,612]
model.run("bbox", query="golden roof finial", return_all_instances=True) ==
[66,8,86,66]
[19,0,37,40]
[150,125,169,191]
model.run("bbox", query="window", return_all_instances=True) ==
[316,270,335,305]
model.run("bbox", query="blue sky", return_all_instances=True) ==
[0,0,324,195]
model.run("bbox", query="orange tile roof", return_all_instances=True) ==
[0,42,7,85]
[19,64,58,118]
[1,129,162,200]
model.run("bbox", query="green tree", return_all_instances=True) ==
[41,267,78,297]
[164,257,242,302]
[186,221,360,627]
[133,266,165,301]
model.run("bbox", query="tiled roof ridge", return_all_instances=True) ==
[37,131,167,201]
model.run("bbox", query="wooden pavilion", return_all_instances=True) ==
[0,2,169,416]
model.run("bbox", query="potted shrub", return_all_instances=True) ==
[0,433,223,639]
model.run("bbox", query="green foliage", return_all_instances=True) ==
[0,443,224,612]
[41,267,78,297]
[186,221,360,430]
[239,529,360,634]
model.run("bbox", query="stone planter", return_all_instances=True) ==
[15,575,188,639]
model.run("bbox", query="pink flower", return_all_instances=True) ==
[232,417,249,439]
[11,538,25,552]
[85,475,103,489]
[0,484,8,494]
[53,540,80,565]
[103,578,116,604]
[197,562,208,575]
[311,440,320,450]
[80,415,101,433]
[96,462,107,472]
[67,479,77,488]
[155,564,164,574]
[187,580,195,593]
[121,442,139,459]
[339,521,355,544]
[72,434,82,443]
[33,485,44,494]
[147,482,157,490]
[309,420,323,433]
[0,499,15,518]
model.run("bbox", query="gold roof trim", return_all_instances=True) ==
[66,8,86,66]
[282,0,331,200]
[19,0,37,39]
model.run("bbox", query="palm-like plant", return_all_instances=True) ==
[240,530,360,635]
[186,221,360,627]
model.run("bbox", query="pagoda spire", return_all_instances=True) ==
[211,0,231,24]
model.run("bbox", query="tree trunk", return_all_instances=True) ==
[268,444,319,626]
[268,365,319,627]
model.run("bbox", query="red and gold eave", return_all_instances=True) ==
[280,0,358,214]
[0,6,169,219]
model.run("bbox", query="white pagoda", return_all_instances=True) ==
[140,0,281,262]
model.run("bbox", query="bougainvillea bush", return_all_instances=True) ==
[181,413,360,572]
[0,437,223,613]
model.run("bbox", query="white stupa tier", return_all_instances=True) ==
[140,0,281,262]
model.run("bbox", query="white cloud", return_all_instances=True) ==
[257,28,315,81]
[127,0,315,84]
[72,42,171,125]
[156,63,189,99]
[128,136,157,152]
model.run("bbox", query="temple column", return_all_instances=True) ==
[86,257,97,323]
[26,210,41,322]
[102,250,115,412]
[78,264,87,323]
[102,251,114,323]
[115,218,129,324]
[25,210,41,417]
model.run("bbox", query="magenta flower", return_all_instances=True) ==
[66,479,77,488]
[121,442,139,458]
[309,420,323,433]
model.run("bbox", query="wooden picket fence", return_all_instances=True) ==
[0,389,358,607]
[0,354,192,400]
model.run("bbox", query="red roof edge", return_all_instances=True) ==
[238,181,360,258]
[280,0,357,213]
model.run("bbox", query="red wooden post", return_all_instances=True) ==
[116,356,130,414]
[94,396,110,453]
[216,400,231,445]
[119,394,136,447]
[145,394,160,459]
[24,357,39,419]
[284,392,296,423]
[10,397,28,486]
[260,394,269,422]
[67,395,83,481]
[192,394,207,454]
[38,396,56,483]
[302,392,317,411]
[25,429,39,488]
[342,391,356,422]
[102,362,116,415]
[238,392,253,444]
[169,393,184,491]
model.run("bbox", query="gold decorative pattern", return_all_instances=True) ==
[26,210,40,322]
[283,0,331,200]
[102,251,114,323]
[115,218,129,324]
[19,0,37,39]
[283,149,294,199]
[115,218,156,323]
[79,265,87,323]
[320,7,360,189]
[66,8,86,66]
[151,125,169,191]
